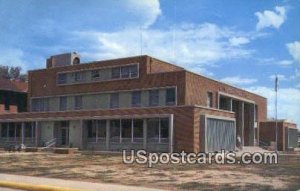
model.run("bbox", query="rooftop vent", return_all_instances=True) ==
[46,52,80,68]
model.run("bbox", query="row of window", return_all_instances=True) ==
[57,64,138,85]
[0,123,36,138]
[86,118,169,143]
[31,88,176,112]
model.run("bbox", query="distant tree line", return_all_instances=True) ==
[0,65,27,82]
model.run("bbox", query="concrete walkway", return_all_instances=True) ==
[0,173,163,191]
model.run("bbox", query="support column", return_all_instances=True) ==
[21,122,25,145]
[79,120,83,150]
[35,121,38,147]
[106,120,110,150]
[143,119,147,150]
[230,98,233,111]
[95,120,98,143]
[169,114,174,153]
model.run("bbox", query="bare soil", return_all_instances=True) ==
[0,152,299,190]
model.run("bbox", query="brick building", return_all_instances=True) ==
[259,120,298,151]
[0,79,27,114]
[0,53,267,152]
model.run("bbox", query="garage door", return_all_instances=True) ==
[206,117,236,152]
[288,128,298,148]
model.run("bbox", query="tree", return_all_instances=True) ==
[0,65,27,82]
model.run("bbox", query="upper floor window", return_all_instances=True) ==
[59,96,67,111]
[74,72,85,82]
[91,70,100,80]
[74,95,83,110]
[149,90,159,106]
[121,65,138,78]
[110,93,119,108]
[112,67,121,79]
[207,92,213,108]
[58,73,67,84]
[31,98,49,112]
[166,88,176,105]
[132,91,141,107]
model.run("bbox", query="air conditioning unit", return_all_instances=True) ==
[46,52,80,68]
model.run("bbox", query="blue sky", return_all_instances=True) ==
[0,0,299,127]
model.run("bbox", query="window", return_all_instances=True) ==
[112,67,121,79]
[58,73,67,84]
[8,123,15,138]
[133,119,143,142]
[74,72,84,82]
[149,90,159,106]
[74,96,83,110]
[1,123,8,137]
[91,70,100,80]
[97,120,106,138]
[16,123,21,137]
[147,118,159,142]
[59,96,67,111]
[129,65,138,78]
[207,92,213,108]
[110,93,119,108]
[120,65,138,79]
[166,88,176,105]
[25,122,35,137]
[132,91,141,107]
[160,118,169,143]
[110,120,120,142]
[4,97,9,111]
[31,98,49,112]
[87,120,96,138]
[121,119,132,141]
[121,66,130,78]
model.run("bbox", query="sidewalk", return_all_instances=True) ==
[0,173,163,191]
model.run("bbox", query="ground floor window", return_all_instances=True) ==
[147,118,169,143]
[110,120,121,142]
[25,122,36,138]
[0,122,35,139]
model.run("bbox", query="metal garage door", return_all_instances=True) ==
[288,128,298,148]
[206,118,236,152]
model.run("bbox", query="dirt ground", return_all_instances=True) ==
[0,152,299,191]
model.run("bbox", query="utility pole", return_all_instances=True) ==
[275,75,278,152]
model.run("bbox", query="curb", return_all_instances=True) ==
[0,181,82,191]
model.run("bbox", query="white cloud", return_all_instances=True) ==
[125,0,161,28]
[277,59,293,66]
[220,76,257,85]
[296,83,300,89]
[247,86,300,127]
[229,37,250,46]
[74,23,253,75]
[255,6,286,30]
[286,41,300,63]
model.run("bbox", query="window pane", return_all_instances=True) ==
[25,123,33,137]
[112,67,120,79]
[160,118,169,139]
[110,120,120,142]
[1,123,8,137]
[133,119,143,141]
[121,119,132,139]
[75,72,85,82]
[16,123,21,137]
[60,96,67,111]
[87,120,96,138]
[97,120,106,138]
[129,65,138,78]
[132,91,141,107]
[147,118,159,142]
[8,123,15,137]
[110,93,119,108]
[58,73,67,84]
[149,90,159,106]
[75,96,82,110]
[91,70,100,80]
[166,88,176,105]
[121,66,130,78]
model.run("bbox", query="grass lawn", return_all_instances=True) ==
[0,152,299,190]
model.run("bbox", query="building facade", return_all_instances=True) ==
[0,79,27,114]
[0,54,267,152]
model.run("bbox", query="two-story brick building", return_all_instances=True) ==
[0,53,267,152]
